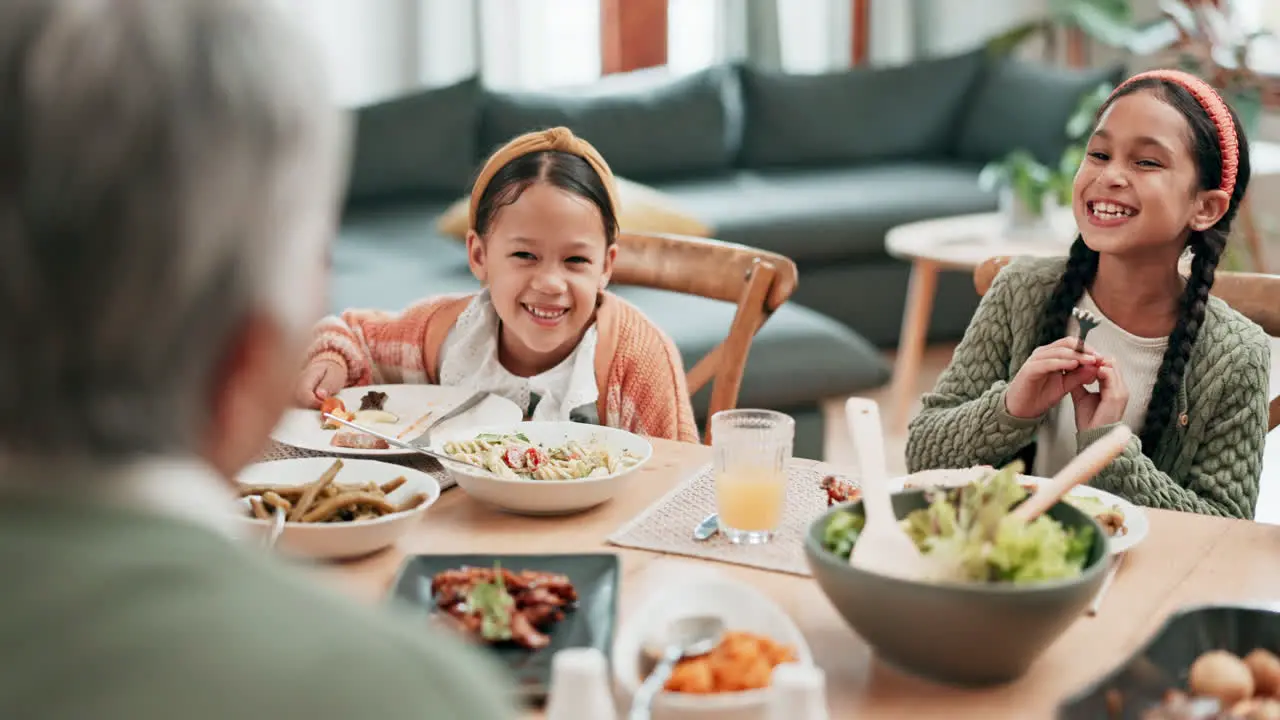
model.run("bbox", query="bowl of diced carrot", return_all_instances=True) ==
[611,561,813,720]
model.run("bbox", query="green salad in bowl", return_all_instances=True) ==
[821,462,1095,585]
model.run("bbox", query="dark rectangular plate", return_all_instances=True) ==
[1058,603,1280,719]
[388,552,620,704]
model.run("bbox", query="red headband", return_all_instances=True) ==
[1107,69,1239,197]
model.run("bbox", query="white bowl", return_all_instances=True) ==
[234,458,440,560]
[429,421,652,516]
[612,560,814,720]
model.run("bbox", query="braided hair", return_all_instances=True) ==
[1035,78,1252,455]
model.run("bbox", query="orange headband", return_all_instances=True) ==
[1107,69,1240,197]
[467,127,620,233]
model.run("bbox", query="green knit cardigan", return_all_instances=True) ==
[905,257,1271,519]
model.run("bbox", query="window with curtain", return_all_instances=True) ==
[668,0,721,75]
[275,0,868,105]
[478,0,601,90]
[1234,0,1280,74]
[669,0,852,76]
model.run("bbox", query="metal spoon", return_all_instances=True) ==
[629,615,725,720]
[263,505,286,549]
[692,513,719,541]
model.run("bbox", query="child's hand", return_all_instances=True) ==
[1071,360,1129,432]
[295,358,346,409]
[1004,337,1104,419]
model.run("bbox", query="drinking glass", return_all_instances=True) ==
[711,409,794,545]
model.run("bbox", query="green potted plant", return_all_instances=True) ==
[987,0,1272,139]
[986,0,1137,59]
[980,150,1057,236]
[980,81,1113,237]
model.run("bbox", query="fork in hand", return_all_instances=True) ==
[1072,307,1100,354]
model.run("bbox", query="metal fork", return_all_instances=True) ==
[1072,307,1101,353]
[405,390,490,448]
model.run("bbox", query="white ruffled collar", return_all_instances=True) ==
[439,291,599,420]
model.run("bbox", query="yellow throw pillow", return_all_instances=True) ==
[435,176,713,239]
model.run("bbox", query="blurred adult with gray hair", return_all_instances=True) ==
[0,1,515,718]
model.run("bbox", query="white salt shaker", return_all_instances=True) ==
[768,663,829,720]
[545,646,617,720]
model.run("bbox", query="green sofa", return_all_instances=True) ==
[334,51,1119,458]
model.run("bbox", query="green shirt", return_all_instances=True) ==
[0,487,519,719]
[906,256,1270,519]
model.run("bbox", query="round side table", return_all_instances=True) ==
[884,210,1074,430]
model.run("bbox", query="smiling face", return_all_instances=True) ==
[466,181,616,376]
[1073,88,1229,258]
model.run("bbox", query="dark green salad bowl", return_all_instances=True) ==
[803,489,1110,687]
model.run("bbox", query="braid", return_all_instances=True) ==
[1137,230,1224,451]
[1036,236,1099,348]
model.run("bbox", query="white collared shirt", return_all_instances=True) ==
[438,291,599,421]
[1034,291,1168,476]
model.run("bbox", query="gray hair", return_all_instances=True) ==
[0,0,348,457]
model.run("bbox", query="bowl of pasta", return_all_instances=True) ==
[430,421,653,515]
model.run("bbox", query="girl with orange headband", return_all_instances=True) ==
[907,69,1268,519]
[296,127,698,442]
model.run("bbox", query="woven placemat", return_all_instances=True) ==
[258,440,455,490]
[607,461,858,577]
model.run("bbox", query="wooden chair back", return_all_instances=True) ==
[612,232,799,443]
[974,256,1280,431]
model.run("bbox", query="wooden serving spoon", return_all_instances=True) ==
[1011,425,1133,523]
[844,398,933,581]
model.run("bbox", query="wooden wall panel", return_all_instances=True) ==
[601,0,667,75]
[851,0,870,65]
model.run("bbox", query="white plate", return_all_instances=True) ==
[429,421,652,516]
[611,559,814,720]
[889,469,1149,554]
[271,384,523,456]
[234,457,440,560]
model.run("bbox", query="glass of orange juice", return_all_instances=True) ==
[711,409,794,545]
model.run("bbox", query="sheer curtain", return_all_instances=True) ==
[670,0,857,76]
[276,0,598,104]
[475,0,601,90]
[277,0,896,106]
[1234,0,1280,74]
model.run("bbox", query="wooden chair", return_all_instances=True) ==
[612,232,799,444]
[974,255,1280,431]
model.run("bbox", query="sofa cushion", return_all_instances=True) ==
[738,50,984,169]
[650,163,996,264]
[955,59,1123,166]
[330,202,890,414]
[347,77,483,202]
[433,176,713,239]
[612,286,890,415]
[479,66,742,182]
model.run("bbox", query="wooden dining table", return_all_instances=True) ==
[320,438,1280,719]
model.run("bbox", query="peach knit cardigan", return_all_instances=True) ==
[306,292,700,443]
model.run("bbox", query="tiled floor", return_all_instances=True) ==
[820,340,1280,525]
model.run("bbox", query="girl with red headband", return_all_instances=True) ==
[907,69,1268,519]
[296,127,698,442]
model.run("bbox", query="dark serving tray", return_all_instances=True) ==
[1058,603,1280,719]
[388,552,620,705]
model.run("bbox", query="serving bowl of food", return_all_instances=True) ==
[1060,603,1280,719]
[804,463,1110,686]
[612,560,813,720]
[429,421,653,515]
[888,467,1147,554]
[234,457,440,559]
